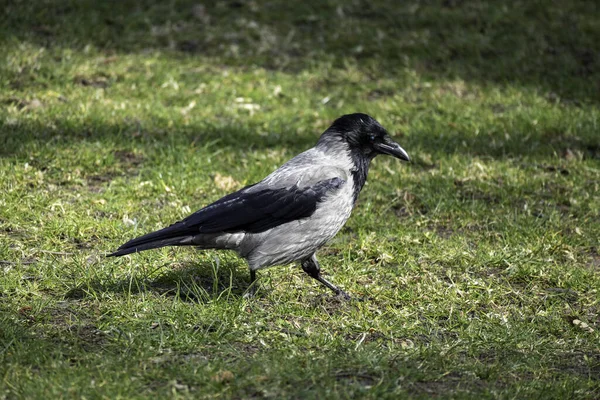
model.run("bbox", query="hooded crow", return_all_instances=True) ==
[108,113,410,298]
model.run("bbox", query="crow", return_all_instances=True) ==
[108,113,410,298]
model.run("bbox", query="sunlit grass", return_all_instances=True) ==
[1,1,599,398]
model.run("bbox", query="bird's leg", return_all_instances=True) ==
[301,254,351,299]
[244,269,257,298]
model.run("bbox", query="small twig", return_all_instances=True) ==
[355,332,367,350]
[37,250,75,256]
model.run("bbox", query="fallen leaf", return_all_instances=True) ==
[211,370,234,383]
[573,319,595,333]
[122,215,136,226]
[214,173,239,191]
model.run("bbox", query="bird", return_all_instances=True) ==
[108,113,410,298]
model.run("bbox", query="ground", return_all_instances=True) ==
[1,0,599,398]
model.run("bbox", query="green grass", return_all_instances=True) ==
[1,0,599,398]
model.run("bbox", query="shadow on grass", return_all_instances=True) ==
[2,115,599,164]
[0,117,317,160]
[65,260,254,303]
[2,0,599,104]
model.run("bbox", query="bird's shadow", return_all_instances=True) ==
[65,260,255,303]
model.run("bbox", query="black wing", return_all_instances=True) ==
[110,177,345,254]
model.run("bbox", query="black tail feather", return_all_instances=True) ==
[107,236,192,257]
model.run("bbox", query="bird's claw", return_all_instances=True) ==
[335,290,352,301]
[243,285,257,299]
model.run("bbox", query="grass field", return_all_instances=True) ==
[1,0,599,398]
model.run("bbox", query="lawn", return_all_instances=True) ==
[1,0,599,398]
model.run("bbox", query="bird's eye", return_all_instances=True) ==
[369,134,376,142]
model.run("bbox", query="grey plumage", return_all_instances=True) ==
[108,113,410,298]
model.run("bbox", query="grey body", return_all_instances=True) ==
[109,113,410,297]
[196,147,355,270]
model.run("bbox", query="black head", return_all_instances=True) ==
[319,113,410,162]
[317,113,410,203]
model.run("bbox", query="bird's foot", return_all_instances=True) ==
[243,285,257,299]
[335,290,352,301]
[243,269,258,299]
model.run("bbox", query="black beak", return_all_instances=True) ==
[374,137,410,162]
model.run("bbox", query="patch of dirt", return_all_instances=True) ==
[114,150,144,167]
[85,150,144,192]
[86,173,114,193]
[541,133,600,160]
[535,164,570,175]
[334,370,378,387]
[539,181,570,197]
[585,247,600,271]
[74,74,110,88]
[72,237,93,249]
[367,88,396,100]
[89,174,115,186]
[67,324,107,348]
[43,301,108,349]
[392,191,429,217]
[308,292,358,312]
[345,330,388,344]
[18,305,36,323]
[231,342,261,358]
[456,186,500,204]
[62,286,83,299]
[429,224,455,239]
[409,372,486,397]
[552,351,600,379]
